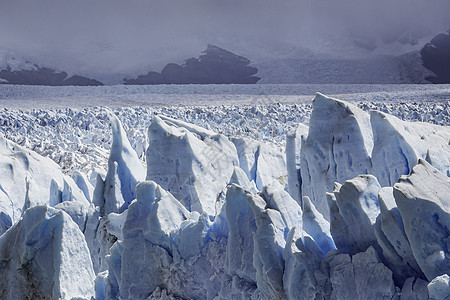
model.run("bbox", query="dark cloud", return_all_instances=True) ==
[1,0,449,82]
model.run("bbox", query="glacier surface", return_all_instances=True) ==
[0,91,449,299]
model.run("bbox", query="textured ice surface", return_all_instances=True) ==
[261,180,302,233]
[232,136,286,190]
[0,88,449,299]
[108,114,145,207]
[1,86,449,177]
[301,93,450,220]
[225,184,258,285]
[302,196,335,258]
[286,123,308,204]
[146,115,237,215]
[371,110,450,186]
[327,187,359,255]
[374,187,423,285]
[400,277,428,300]
[117,181,190,299]
[333,175,381,255]
[328,246,396,300]
[229,166,258,193]
[0,206,95,299]
[300,93,373,220]
[428,274,450,300]
[394,159,450,281]
[103,114,145,214]
[0,134,89,234]
[248,190,286,299]
[282,227,319,299]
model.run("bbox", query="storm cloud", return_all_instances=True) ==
[1,0,449,82]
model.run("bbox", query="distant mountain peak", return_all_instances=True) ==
[124,44,260,85]
[421,30,450,83]
[0,51,103,86]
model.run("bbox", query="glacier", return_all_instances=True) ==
[0,92,449,299]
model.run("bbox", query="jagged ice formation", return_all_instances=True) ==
[0,93,449,299]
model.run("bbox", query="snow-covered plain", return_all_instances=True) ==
[2,84,450,108]
[0,84,450,299]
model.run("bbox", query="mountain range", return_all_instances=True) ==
[0,30,448,85]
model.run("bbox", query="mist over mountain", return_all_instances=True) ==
[1,0,450,84]
[124,45,260,85]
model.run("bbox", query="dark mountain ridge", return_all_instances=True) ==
[421,30,450,84]
[0,64,103,86]
[124,44,260,85]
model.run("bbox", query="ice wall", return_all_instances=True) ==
[300,93,450,220]
[0,206,95,299]
[146,115,238,216]
[300,93,373,220]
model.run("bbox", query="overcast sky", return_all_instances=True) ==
[1,0,450,80]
